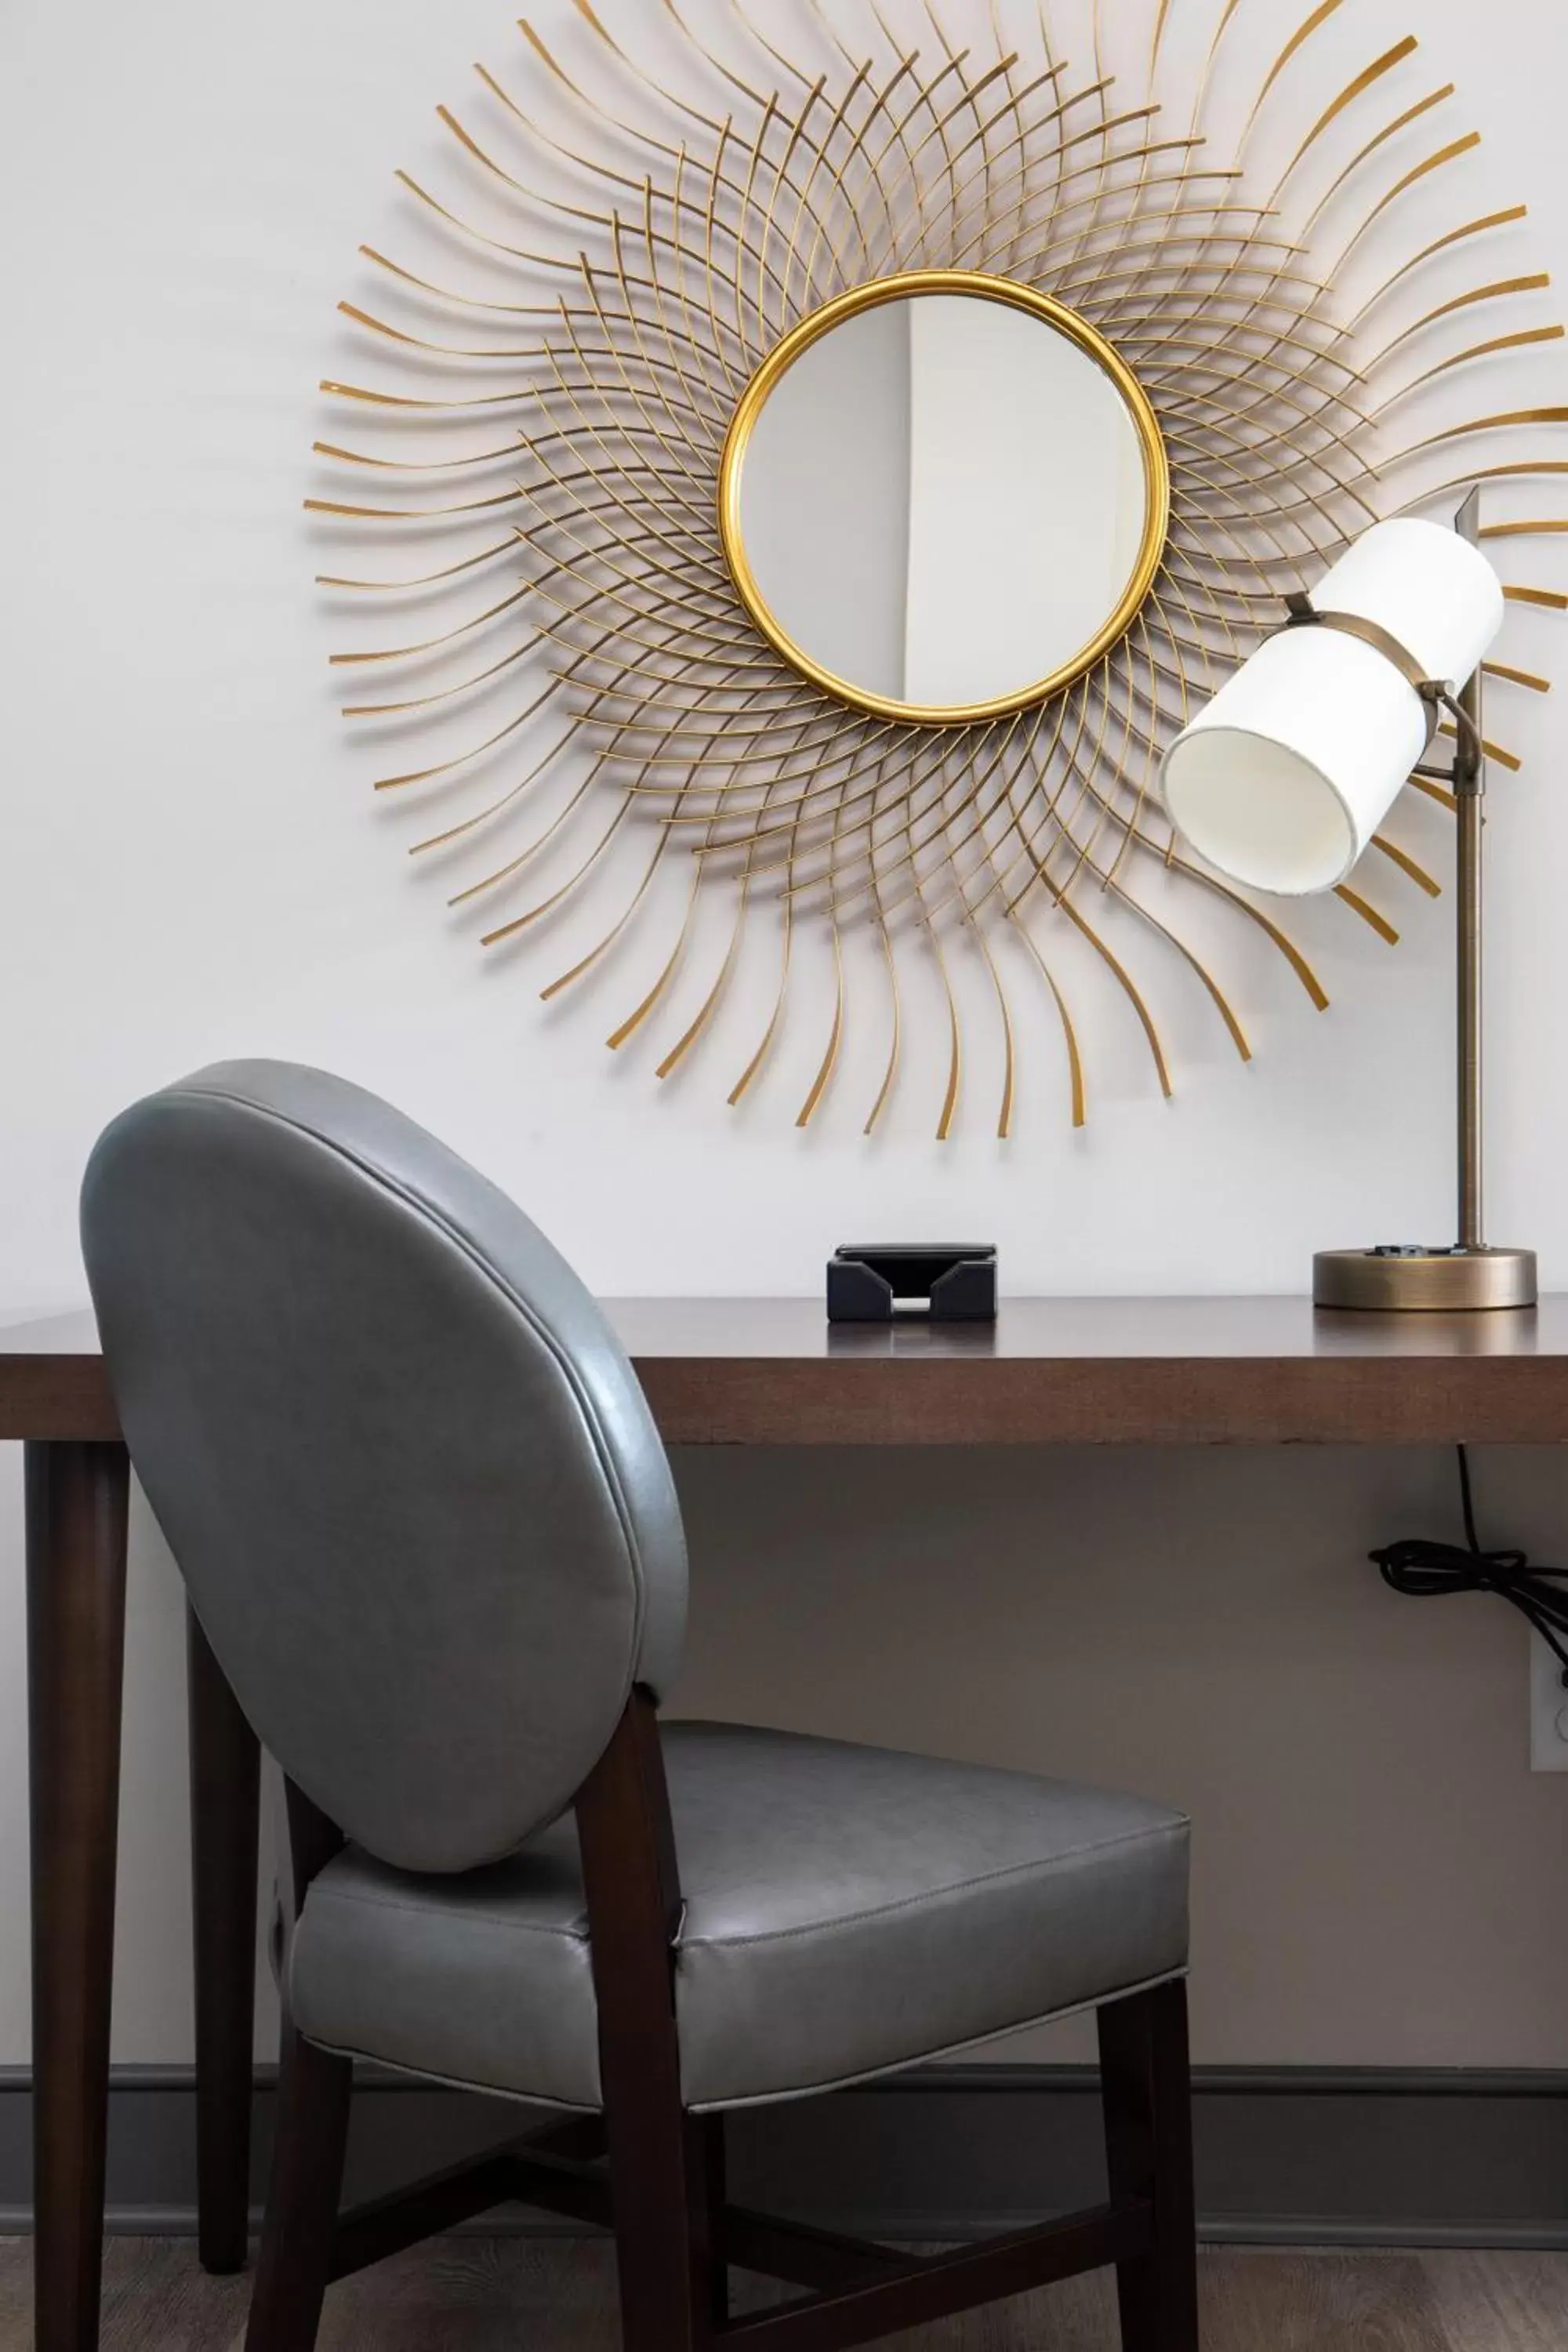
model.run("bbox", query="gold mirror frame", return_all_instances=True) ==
[717,269,1171,726]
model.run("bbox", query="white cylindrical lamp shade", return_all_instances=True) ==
[1159,518,1504,895]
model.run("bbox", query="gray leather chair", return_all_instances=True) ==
[82,1062,1197,2352]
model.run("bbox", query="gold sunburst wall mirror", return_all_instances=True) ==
[309,0,1566,1141]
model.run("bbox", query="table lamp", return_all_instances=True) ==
[1159,492,1537,1312]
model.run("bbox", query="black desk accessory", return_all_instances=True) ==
[827,1245,998,1323]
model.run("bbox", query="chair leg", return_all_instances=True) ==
[702,2113,729,2325]
[244,2020,352,2352]
[1098,1979,1200,2352]
[604,2097,717,2352]
[578,1696,717,2350]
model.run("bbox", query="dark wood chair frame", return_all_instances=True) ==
[245,1688,1200,2352]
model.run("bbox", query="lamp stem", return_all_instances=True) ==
[1454,486,1485,1252]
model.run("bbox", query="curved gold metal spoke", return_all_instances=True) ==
[1370,835,1443,897]
[481,640,784,942]
[855,49,975,278]
[1375,326,1566,416]
[1058,234,1312,302]
[1109,877,1252,1066]
[964,919,1015,1140]
[788,713,1033,924]
[1010,181,1261,278]
[392,170,572,270]
[696,724,953,865]
[604,860,706,1051]
[1138,344,1370,426]
[648,151,736,412]
[1368,275,1553,370]
[761,51,871,315]
[438,90,804,339]
[1336,133,1483,270]
[753,71,836,352]
[1008,914,1085,1127]
[307,482,524,517]
[1265,423,1568,521]
[314,536,518,592]
[517,423,730,589]
[412,666,630,851]
[862,907,903,1136]
[426,727,588,869]
[867,53,1039,270]
[1349,209,1530,332]
[1054,895,1172,1100]
[336,301,550,362]
[925,94,1181,276]
[477,793,640,944]
[369,692,559,793]
[511,524,743,658]
[358,245,560,316]
[826,49,978,281]
[726,896,794,1104]
[877,701,1069,938]
[327,584,532,666]
[512,16,848,299]
[1242,0,1349,144]
[1299,85,1458,241]
[1267,37,1418,201]
[999,729,1189,1086]
[535,691,796,1000]
[793,923,845,1127]
[964,131,1227,278]
[318,380,537,415]
[1092,285,1346,361]
[920,916,962,1143]
[313,437,530,477]
[543,291,718,514]
[793,45,922,293]
[1334,885,1400,944]
[1162,856,1330,1010]
[1484,659,1552,691]
[341,634,539,717]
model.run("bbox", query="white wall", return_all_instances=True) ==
[5,0,1568,2069]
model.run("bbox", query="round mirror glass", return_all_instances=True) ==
[719,272,1168,724]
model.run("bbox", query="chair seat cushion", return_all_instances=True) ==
[289,1722,1188,2111]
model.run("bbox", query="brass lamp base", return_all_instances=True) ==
[1312,1245,1537,1312]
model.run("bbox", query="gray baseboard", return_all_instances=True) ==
[3,2064,1568,2249]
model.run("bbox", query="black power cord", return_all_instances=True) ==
[1371,1446,1568,1679]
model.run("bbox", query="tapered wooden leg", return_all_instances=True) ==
[577,1696,714,2352]
[604,2103,715,2352]
[26,1439,130,2352]
[245,2020,352,2352]
[188,1606,262,2273]
[1098,1980,1200,2352]
[702,2112,728,2325]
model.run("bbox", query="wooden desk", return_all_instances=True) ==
[8,1294,1568,2349]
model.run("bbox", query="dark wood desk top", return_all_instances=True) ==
[8,1295,1568,1446]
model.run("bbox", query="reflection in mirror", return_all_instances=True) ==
[723,279,1166,721]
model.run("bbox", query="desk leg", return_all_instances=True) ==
[25,1439,130,2352]
[187,1606,260,2274]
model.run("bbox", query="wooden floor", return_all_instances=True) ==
[2,2240,1567,2350]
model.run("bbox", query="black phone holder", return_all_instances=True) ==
[826,1245,998,1323]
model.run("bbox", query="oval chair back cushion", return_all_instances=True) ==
[80,1061,687,1874]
